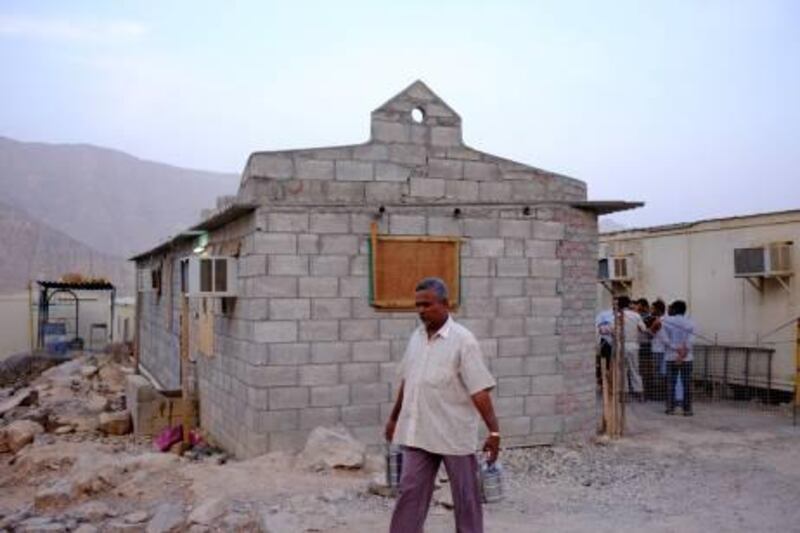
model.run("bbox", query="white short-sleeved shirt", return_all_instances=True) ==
[393,316,496,456]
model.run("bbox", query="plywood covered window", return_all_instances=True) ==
[369,223,461,310]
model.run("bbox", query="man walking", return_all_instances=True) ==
[662,300,695,415]
[385,277,500,533]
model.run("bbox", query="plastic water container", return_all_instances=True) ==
[386,444,403,490]
[480,459,504,503]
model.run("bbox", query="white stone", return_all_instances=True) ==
[296,425,366,470]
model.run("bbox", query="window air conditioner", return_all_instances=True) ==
[598,256,633,281]
[734,242,792,277]
[180,256,238,297]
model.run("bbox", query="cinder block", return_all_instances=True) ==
[458,318,491,338]
[298,234,319,255]
[310,342,351,363]
[253,321,297,343]
[494,396,525,417]
[311,385,350,407]
[497,297,529,317]
[269,343,311,365]
[250,154,293,179]
[500,416,531,437]
[252,365,298,387]
[479,182,513,202]
[341,319,379,341]
[526,317,557,336]
[342,405,380,426]
[445,181,479,201]
[312,298,352,319]
[366,182,406,202]
[269,387,309,409]
[351,383,390,404]
[298,320,339,341]
[354,143,389,161]
[269,299,311,320]
[491,317,524,337]
[530,259,562,278]
[525,356,558,376]
[463,219,498,238]
[335,160,373,181]
[499,220,531,239]
[470,239,504,257]
[300,407,341,429]
[258,410,299,432]
[375,162,411,182]
[525,279,558,297]
[463,161,499,181]
[390,215,426,235]
[531,297,563,316]
[525,240,557,258]
[531,415,563,434]
[310,256,350,276]
[410,178,445,198]
[462,258,490,276]
[427,216,462,236]
[352,340,392,362]
[339,277,368,298]
[497,258,529,277]
[299,277,338,297]
[430,126,461,146]
[531,375,565,395]
[372,120,409,143]
[320,235,359,255]
[428,158,463,179]
[490,357,524,377]
[497,376,531,397]
[498,337,530,357]
[254,233,297,254]
[295,159,334,181]
[268,255,309,276]
[389,144,426,165]
[533,221,565,240]
[310,213,350,234]
[524,395,557,416]
[299,364,340,386]
[341,363,379,384]
[504,238,525,257]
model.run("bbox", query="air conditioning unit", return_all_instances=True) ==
[598,256,633,281]
[734,242,793,277]
[180,256,237,297]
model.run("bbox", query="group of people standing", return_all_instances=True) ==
[596,295,696,415]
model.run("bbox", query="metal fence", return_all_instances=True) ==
[620,343,794,411]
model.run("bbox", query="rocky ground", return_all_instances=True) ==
[1,351,799,532]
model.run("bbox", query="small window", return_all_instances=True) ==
[200,258,213,292]
[214,258,228,292]
[180,259,189,294]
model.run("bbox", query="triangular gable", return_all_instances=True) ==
[372,79,461,122]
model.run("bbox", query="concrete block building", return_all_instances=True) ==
[132,81,637,457]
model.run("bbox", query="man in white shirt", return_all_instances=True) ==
[617,296,647,398]
[385,277,499,533]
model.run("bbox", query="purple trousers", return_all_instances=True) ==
[389,446,483,533]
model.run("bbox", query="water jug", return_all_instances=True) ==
[480,459,504,503]
[386,444,403,490]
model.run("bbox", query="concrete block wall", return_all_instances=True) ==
[135,81,601,458]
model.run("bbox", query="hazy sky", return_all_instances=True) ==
[1,1,798,228]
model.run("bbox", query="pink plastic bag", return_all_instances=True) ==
[154,425,183,452]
